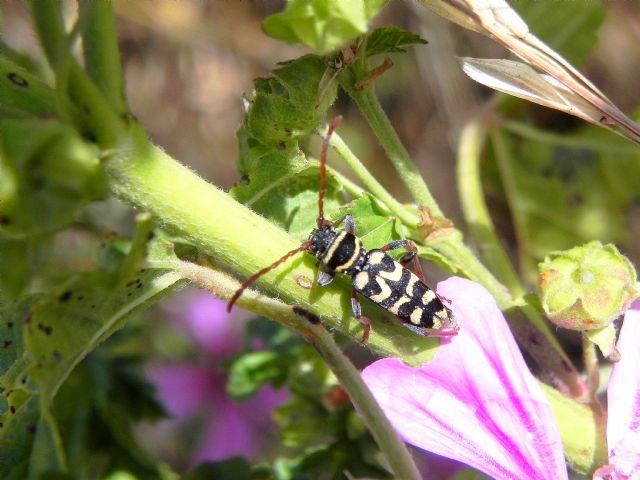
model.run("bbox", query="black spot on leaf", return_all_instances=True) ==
[7,72,28,88]
[58,290,73,302]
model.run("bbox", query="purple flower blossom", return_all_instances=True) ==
[147,290,287,466]
[362,277,568,480]
[594,300,640,480]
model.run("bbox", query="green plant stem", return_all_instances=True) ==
[457,121,524,296]
[338,77,441,215]
[104,126,441,364]
[326,128,420,226]
[27,0,67,69]
[28,0,125,148]
[78,0,128,116]
[177,261,422,480]
[99,122,595,472]
[338,70,585,396]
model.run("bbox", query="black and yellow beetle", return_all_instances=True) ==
[228,117,458,342]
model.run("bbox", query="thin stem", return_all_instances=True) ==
[178,261,423,480]
[326,128,419,226]
[457,121,524,296]
[78,0,129,116]
[27,0,67,69]
[29,0,125,148]
[582,335,603,409]
[338,74,442,215]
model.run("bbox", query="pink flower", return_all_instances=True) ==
[362,277,568,480]
[147,290,287,466]
[594,300,640,480]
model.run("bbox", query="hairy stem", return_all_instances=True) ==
[338,75,441,215]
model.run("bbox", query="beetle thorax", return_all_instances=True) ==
[309,226,365,274]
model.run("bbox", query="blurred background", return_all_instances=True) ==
[2,0,640,475]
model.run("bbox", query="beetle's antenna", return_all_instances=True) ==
[227,240,313,312]
[317,115,343,228]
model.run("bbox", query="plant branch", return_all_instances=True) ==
[104,126,443,364]
[338,74,442,215]
[78,0,129,116]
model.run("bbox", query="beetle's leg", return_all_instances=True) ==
[351,289,370,343]
[317,270,335,287]
[329,214,356,234]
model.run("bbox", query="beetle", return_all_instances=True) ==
[228,116,458,342]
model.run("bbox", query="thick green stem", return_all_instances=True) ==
[338,76,441,214]
[104,126,442,365]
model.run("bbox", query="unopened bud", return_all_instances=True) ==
[539,242,639,331]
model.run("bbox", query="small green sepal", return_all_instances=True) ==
[585,324,620,361]
[538,241,640,331]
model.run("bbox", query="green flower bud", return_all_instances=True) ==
[539,241,640,331]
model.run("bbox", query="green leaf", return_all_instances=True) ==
[24,268,182,405]
[0,119,107,236]
[243,55,335,148]
[365,26,428,57]
[511,0,605,65]
[51,353,167,479]
[262,0,388,55]
[0,56,58,117]
[333,194,399,251]
[495,123,640,279]
[226,351,289,400]
[233,55,347,240]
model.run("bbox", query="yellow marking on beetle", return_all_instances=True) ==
[369,277,392,303]
[422,289,436,304]
[405,274,418,297]
[389,296,411,315]
[433,309,449,329]
[368,251,386,265]
[334,237,361,272]
[354,271,369,290]
[322,231,347,265]
[410,307,423,325]
[378,262,404,282]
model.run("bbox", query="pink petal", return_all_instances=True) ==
[362,277,567,480]
[147,363,219,417]
[601,300,640,478]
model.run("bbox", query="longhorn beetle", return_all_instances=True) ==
[228,116,459,343]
